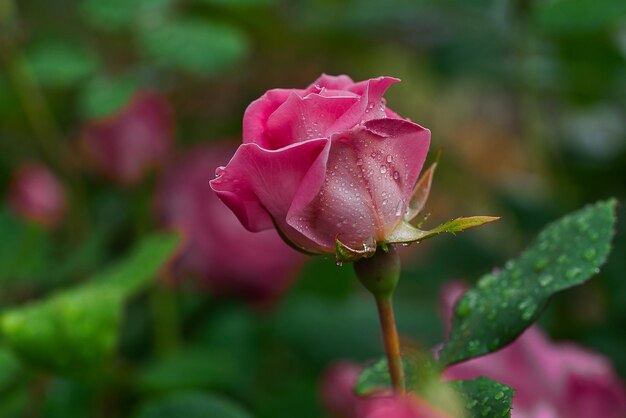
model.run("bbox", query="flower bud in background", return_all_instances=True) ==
[155,144,305,304]
[211,74,431,258]
[7,162,66,227]
[79,90,174,185]
[320,361,365,418]
[441,281,626,418]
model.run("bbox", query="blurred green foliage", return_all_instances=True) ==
[1,0,625,417]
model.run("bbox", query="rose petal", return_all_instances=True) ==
[266,92,359,147]
[210,138,330,253]
[329,76,400,134]
[287,118,430,250]
[307,73,356,91]
[242,88,306,148]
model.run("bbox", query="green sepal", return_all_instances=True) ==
[385,216,500,245]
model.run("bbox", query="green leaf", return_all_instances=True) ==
[78,75,139,119]
[0,232,180,378]
[137,18,249,75]
[439,199,617,366]
[450,377,514,418]
[80,0,174,30]
[534,0,626,34]
[26,40,99,88]
[135,391,253,418]
[138,347,242,393]
[0,209,52,285]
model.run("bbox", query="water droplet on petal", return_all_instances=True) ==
[380,165,387,174]
[356,158,363,166]
[393,171,400,180]
[386,155,393,163]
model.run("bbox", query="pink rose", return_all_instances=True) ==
[210,74,430,255]
[320,361,450,418]
[155,144,305,304]
[80,89,174,185]
[7,162,66,227]
[441,282,626,418]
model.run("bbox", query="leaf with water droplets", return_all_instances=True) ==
[0,232,180,379]
[450,377,514,418]
[439,199,617,366]
[385,216,500,245]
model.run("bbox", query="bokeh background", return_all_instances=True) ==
[1,0,626,417]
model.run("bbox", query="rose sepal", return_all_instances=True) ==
[385,216,501,246]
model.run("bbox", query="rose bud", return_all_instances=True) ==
[7,162,66,227]
[79,89,174,185]
[155,144,305,304]
[211,75,498,262]
[441,281,626,418]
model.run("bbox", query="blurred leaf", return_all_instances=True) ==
[78,75,138,119]
[450,377,514,418]
[48,224,113,285]
[137,18,249,75]
[0,209,51,284]
[25,40,99,88]
[0,347,21,389]
[439,199,617,366]
[41,379,93,418]
[535,0,626,34]
[138,347,242,392]
[80,0,173,30]
[195,0,275,7]
[135,391,253,418]
[276,294,442,365]
[0,232,180,378]
[354,354,469,417]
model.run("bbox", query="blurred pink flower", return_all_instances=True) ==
[80,90,174,185]
[320,362,450,418]
[211,74,430,256]
[155,144,305,304]
[442,281,626,418]
[7,162,66,227]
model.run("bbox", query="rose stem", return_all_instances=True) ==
[375,292,406,394]
[354,245,405,395]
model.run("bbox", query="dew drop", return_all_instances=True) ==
[539,274,554,287]
[380,165,387,174]
[393,171,400,180]
[494,391,505,400]
[371,151,377,159]
[583,248,597,262]
[466,400,478,410]
[566,267,581,280]
[386,155,393,163]
[382,198,388,205]
[356,158,364,166]
[534,257,548,272]
[395,200,404,217]
[336,261,343,267]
